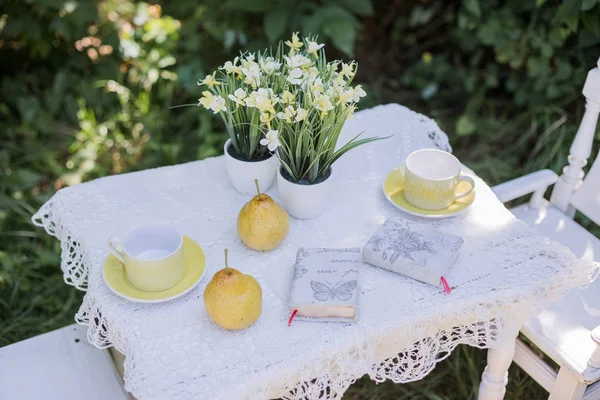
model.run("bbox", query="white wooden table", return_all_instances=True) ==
[32,104,594,400]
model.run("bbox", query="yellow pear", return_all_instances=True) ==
[237,179,289,251]
[204,249,262,330]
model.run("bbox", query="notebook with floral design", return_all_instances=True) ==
[362,217,463,293]
[288,248,361,324]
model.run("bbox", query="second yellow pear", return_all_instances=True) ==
[238,179,289,251]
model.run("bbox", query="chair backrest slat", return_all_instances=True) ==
[570,151,600,226]
[549,57,600,223]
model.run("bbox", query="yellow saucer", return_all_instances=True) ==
[383,165,475,218]
[103,236,206,303]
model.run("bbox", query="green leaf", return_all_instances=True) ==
[322,7,359,56]
[536,0,547,6]
[17,97,40,123]
[339,0,374,16]
[302,12,324,35]
[462,0,481,18]
[456,115,476,136]
[226,0,275,12]
[581,11,600,35]
[325,22,356,56]
[581,0,599,11]
[553,0,582,24]
[264,6,290,42]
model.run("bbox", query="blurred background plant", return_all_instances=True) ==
[1,0,598,398]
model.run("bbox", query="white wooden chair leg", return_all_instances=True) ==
[478,338,516,400]
[548,367,586,400]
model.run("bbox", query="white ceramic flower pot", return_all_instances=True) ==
[277,167,334,220]
[224,139,278,196]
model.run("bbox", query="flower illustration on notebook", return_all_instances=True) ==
[294,265,308,281]
[310,280,357,301]
[293,248,310,281]
[289,248,361,325]
[363,217,463,294]
[378,223,437,263]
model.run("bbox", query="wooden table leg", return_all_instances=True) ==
[109,347,135,400]
[478,338,516,400]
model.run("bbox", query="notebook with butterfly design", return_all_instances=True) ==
[288,248,361,325]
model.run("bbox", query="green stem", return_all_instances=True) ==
[254,178,260,196]
[224,248,231,275]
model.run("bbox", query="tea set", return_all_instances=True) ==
[103,148,475,303]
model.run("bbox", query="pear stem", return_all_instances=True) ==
[224,248,232,275]
[254,178,261,196]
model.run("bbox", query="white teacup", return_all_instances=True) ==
[403,149,475,211]
[108,222,186,292]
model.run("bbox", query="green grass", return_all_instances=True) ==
[344,345,548,399]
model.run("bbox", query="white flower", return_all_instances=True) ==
[311,77,324,94]
[295,107,308,122]
[287,68,304,85]
[198,91,227,114]
[255,95,275,113]
[227,88,247,107]
[259,56,280,74]
[246,53,256,62]
[220,57,241,76]
[352,85,367,101]
[307,66,319,81]
[241,64,261,88]
[346,105,356,119]
[335,73,346,86]
[306,40,324,56]
[314,95,334,115]
[340,88,355,104]
[285,54,312,69]
[276,105,296,123]
[341,63,354,77]
[260,130,280,152]
[281,90,295,104]
[260,112,274,127]
[339,85,367,104]
[233,88,246,99]
[210,96,227,113]
[285,32,303,55]
[199,73,220,88]
[245,88,276,113]
[198,91,213,108]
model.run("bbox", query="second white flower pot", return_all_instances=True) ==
[224,139,278,196]
[277,167,334,220]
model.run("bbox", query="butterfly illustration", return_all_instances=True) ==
[294,265,308,281]
[310,280,357,302]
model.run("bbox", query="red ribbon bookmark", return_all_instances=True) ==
[288,309,298,326]
[440,276,451,295]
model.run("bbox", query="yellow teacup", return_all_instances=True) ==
[107,222,186,292]
[404,149,475,211]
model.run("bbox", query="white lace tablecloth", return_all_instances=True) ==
[33,104,596,400]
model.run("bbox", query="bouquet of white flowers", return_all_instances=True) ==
[267,33,385,184]
[198,48,285,161]
[198,33,385,213]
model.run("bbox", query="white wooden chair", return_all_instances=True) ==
[486,56,600,399]
[0,324,130,399]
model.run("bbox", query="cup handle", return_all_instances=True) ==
[107,236,125,264]
[455,176,475,199]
